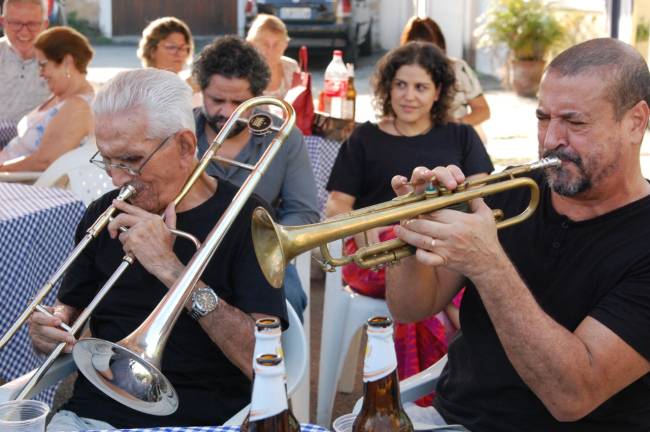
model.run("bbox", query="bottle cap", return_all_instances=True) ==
[367,316,392,328]
[333,50,343,57]
[255,317,281,331]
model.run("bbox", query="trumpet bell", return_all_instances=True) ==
[73,338,178,415]
[252,207,289,289]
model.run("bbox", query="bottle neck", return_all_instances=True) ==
[248,409,290,431]
[249,363,288,422]
[359,369,404,413]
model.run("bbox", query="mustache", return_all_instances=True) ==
[543,149,584,168]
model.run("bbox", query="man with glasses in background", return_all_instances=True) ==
[0,0,50,147]
[29,68,287,430]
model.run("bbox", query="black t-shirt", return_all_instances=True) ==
[436,172,650,431]
[326,121,494,208]
[57,180,287,429]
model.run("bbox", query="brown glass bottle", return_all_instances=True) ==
[352,316,414,432]
[241,320,299,432]
[342,63,356,121]
[241,354,291,432]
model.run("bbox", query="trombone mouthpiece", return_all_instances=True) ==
[117,185,137,201]
[530,157,562,170]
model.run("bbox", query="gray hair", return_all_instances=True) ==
[2,0,47,19]
[93,68,195,140]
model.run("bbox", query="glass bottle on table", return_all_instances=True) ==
[242,354,292,432]
[342,63,356,121]
[352,316,414,432]
[241,318,300,432]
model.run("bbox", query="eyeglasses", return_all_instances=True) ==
[160,43,191,55]
[90,134,175,177]
[4,20,43,32]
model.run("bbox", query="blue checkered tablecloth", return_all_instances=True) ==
[87,424,329,432]
[304,135,341,219]
[0,182,86,405]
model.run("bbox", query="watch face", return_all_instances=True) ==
[196,289,218,312]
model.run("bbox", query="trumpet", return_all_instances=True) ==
[252,157,561,288]
[71,97,295,415]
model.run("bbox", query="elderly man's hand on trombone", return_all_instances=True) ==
[107,200,185,289]
[391,164,504,280]
[29,302,80,354]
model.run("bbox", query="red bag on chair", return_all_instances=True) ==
[284,46,314,136]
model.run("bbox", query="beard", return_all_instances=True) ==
[541,148,591,196]
[202,107,247,139]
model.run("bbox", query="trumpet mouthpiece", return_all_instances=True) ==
[531,157,562,170]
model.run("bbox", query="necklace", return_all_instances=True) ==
[393,118,433,137]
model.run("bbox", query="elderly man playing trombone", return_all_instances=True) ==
[28,69,287,430]
[387,38,650,431]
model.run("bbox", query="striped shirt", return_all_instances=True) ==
[0,37,50,123]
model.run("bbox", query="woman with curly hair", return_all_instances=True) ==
[325,42,493,404]
[401,16,491,142]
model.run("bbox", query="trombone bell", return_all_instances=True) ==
[73,338,177,415]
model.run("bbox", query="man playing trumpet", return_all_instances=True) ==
[387,38,650,431]
[29,69,287,430]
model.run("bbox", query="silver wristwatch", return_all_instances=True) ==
[189,286,219,321]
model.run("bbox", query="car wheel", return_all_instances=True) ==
[360,21,373,56]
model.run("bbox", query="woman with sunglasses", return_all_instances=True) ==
[0,26,94,172]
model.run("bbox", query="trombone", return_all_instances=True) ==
[70,97,295,415]
[252,157,561,288]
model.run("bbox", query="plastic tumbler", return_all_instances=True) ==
[0,400,50,432]
[332,413,357,432]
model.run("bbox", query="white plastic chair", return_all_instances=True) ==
[34,141,115,205]
[349,354,449,416]
[316,240,390,427]
[291,252,311,422]
[0,141,115,206]
[0,301,308,427]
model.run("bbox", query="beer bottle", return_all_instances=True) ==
[242,354,291,432]
[241,319,300,432]
[342,63,356,121]
[352,316,414,432]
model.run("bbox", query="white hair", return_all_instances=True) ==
[93,68,195,140]
[2,0,47,19]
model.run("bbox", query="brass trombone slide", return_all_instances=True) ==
[252,157,561,288]
[0,185,135,353]
[70,97,295,415]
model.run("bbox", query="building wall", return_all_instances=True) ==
[66,0,100,26]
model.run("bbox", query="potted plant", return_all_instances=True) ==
[475,0,565,97]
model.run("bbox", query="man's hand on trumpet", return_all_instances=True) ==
[108,200,184,288]
[391,165,505,280]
